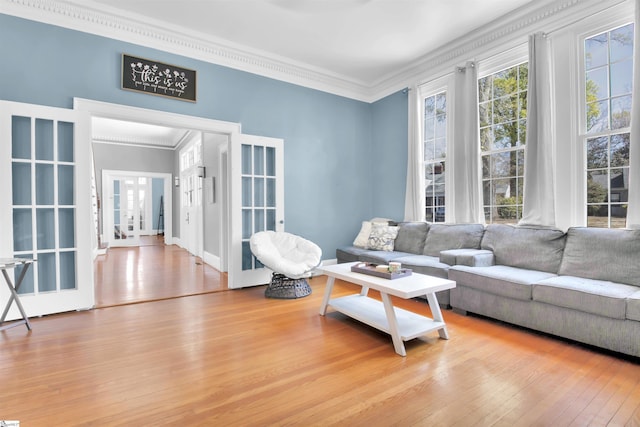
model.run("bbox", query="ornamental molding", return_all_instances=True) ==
[0,0,631,102]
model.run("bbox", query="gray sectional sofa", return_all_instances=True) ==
[337,222,486,307]
[337,222,640,358]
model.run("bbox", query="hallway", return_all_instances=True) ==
[94,240,228,307]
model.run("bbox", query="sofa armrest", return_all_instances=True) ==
[439,249,495,267]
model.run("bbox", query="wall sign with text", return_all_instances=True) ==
[121,54,197,102]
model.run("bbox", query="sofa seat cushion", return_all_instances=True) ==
[357,250,415,265]
[336,246,374,263]
[392,255,450,279]
[449,265,556,301]
[626,290,640,322]
[533,276,637,320]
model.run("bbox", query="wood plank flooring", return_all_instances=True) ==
[94,241,227,307]
[2,244,640,426]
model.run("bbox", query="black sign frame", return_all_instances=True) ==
[121,54,197,102]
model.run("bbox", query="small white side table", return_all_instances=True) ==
[0,258,35,332]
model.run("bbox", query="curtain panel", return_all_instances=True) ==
[404,85,425,221]
[628,0,640,228]
[519,32,557,227]
[451,61,484,224]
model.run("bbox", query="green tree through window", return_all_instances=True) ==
[479,63,528,224]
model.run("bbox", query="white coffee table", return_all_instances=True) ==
[318,262,456,356]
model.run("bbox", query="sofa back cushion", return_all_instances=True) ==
[422,224,484,257]
[481,224,566,273]
[559,227,640,286]
[394,222,429,254]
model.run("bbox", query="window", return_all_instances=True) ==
[583,23,633,228]
[478,62,528,224]
[424,91,447,222]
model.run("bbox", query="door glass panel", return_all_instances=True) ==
[242,209,252,239]
[12,163,31,205]
[266,178,276,207]
[36,163,54,205]
[242,241,253,270]
[36,208,55,250]
[254,177,264,206]
[242,177,252,207]
[241,144,252,174]
[12,116,31,159]
[35,119,54,161]
[15,253,34,295]
[37,252,56,292]
[13,209,32,251]
[254,146,264,175]
[266,209,276,231]
[59,208,75,248]
[58,165,74,205]
[58,121,74,162]
[266,147,275,176]
[59,251,76,290]
[254,210,265,232]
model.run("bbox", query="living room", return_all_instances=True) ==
[1,0,640,424]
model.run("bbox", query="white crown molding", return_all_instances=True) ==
[371,0,630,100]
[0,0,632,103]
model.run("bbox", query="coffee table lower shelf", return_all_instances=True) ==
[329,295,446,341]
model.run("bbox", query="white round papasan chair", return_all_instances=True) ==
[249,231,322,299]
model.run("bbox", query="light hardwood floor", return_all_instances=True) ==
[1,244,640,426]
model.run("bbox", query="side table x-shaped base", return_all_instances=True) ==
[0,258,35,332]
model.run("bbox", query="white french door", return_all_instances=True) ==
[228,134,284,289]
[103,174,147,247]
[0,101,94,319]
[179,135,203,257]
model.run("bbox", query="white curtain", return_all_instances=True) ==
[451,61,484,224]
[519,32,556,227]
[627,0,640,228]
[404,85,425,221]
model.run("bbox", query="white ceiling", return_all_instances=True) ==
[92,117,193,149]
[76,0,536,87]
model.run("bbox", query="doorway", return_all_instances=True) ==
[102,170,173,248]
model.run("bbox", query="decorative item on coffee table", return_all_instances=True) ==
[350,262,412,280]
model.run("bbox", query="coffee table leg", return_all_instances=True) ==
[426,292,448,339]
[380,292,406,356]
[319,276,335,316]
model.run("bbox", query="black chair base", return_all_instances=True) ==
[265,273,312,299]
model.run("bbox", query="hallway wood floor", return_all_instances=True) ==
[94,240,227,307]
[2,245,640,425]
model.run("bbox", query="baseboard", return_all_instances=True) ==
[203,251,220,270]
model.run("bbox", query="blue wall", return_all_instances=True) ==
[371,90,409,222]
[0,13,408,256]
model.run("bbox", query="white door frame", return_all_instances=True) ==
[74,98,241,263]
[102,170,173,247]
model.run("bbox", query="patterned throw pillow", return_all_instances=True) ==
[367,223,399,251]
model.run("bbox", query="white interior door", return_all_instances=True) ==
[0,101,94,319]
[179,135,203,257]
[104,174,145,247]
[228,133,284,289]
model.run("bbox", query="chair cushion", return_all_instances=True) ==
[250,231,322,279]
